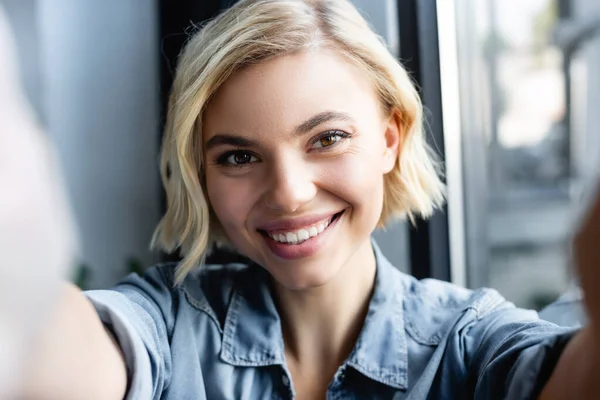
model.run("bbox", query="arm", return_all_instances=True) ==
[539,327,599,400]
[0,6,122,397]
[0,8,144,399]
[540,186,600,400]
[19,283,127,400]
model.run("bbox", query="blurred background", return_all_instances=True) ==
[3,0,599,310]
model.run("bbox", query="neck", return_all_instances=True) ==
[273,239,377,369]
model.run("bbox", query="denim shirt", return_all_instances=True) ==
[85,242,577,399]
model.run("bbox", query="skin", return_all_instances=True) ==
[540,191,600,400]
[203,48,400,398]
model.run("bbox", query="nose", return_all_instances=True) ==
[263,155,317,214]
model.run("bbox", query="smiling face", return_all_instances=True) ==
[203,49,400,290]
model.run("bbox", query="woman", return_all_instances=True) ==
[7,0,600,399]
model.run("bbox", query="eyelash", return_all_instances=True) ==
[214,149,259,168]
[310,130,351,151]
[213,130,352,168]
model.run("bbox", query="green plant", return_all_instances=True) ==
[72,256,145,290]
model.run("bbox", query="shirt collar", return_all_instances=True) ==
[345,241,408,389]
[219,239,409,390]
[220,265,286,367]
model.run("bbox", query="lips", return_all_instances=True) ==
[257,212,337,231]
[257,211,344,246]
[259,210,344,260]
[267,218,332,245]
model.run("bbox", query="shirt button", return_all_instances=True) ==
[281,375,290,386]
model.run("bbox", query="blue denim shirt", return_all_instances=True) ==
[85,242,577,399]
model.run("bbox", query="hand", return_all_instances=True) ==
[574,183,600,342]
[0,6,78,398]
[539,184,600,400]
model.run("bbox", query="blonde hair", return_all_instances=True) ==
[152,0,446,284]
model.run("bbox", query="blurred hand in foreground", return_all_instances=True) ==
[0,6,78,398]
[575,184,600,341]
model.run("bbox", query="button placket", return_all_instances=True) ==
[278,367,294,399]
[334,366,346,383]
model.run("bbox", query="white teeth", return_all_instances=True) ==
[286,232,299,245]
[297,229,309,241]
[267,216,338,245]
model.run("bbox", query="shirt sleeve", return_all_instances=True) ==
[539,287,587,327]
[84,267,175,400]
[462,304,579,400]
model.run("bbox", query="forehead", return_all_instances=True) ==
[203,49,382,138]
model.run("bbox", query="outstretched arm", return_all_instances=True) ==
[540,187,600,400]
[0,6,127,399]
[20,284,128,400]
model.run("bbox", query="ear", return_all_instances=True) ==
[382,112,401,174]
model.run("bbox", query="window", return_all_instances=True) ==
[454,0,600,308]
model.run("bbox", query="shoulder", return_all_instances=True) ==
[373,241,512,345]
[402,275,506,316]
[132,260,253,296]
[400,274,510,345]
[107,261,255,332]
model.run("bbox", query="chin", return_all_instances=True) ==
[269,263,339,291]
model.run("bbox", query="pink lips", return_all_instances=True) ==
[258,211,344,260]
[256,212,337,233]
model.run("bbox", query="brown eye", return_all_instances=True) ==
[232,153,252,164]
[311,131,347,149]
[319,136,338,147]
[216,150,258,166]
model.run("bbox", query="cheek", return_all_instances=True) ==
[205,172,256,231]
[322,147,386,214]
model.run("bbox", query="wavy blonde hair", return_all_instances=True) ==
[152,0,446,284]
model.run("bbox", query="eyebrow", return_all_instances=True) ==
[205,110,354,151]
[205,134,257,151]
[294,110,355,135]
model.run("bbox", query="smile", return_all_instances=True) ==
[267,218,331,245]
[258,211,344,246]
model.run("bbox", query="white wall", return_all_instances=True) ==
[38,0,161,288]
[2,0,42,118]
